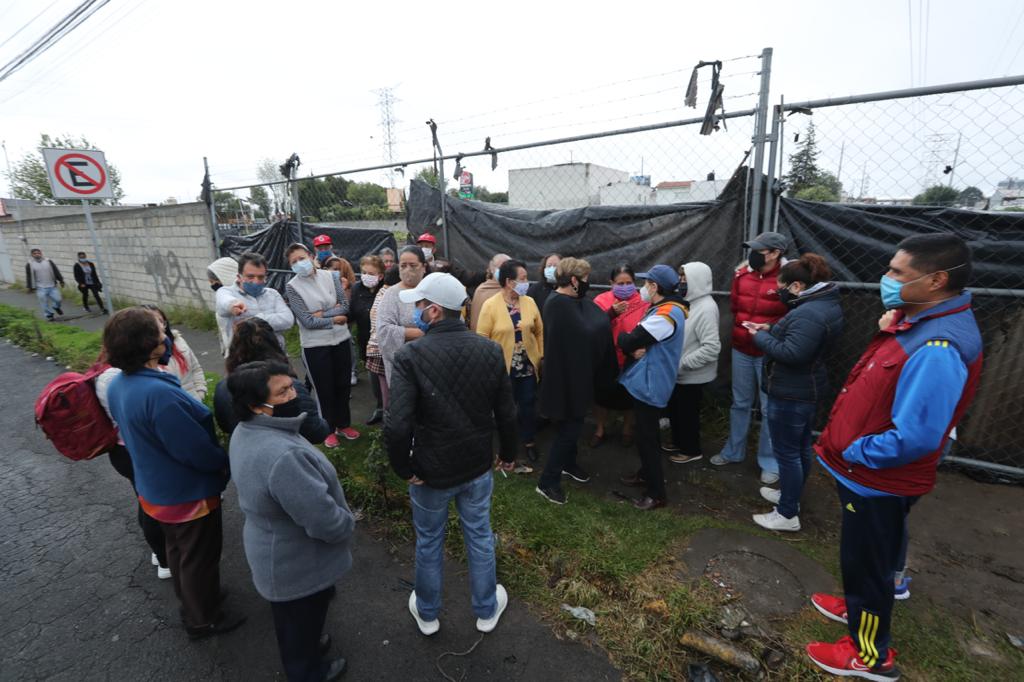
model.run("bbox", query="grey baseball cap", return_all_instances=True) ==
[743,232,789,252]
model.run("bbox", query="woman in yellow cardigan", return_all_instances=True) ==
[477,258,544,463]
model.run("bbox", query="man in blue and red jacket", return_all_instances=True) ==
[805,234,982,681]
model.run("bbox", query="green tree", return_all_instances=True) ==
[414,167,439,188]
[473,185,509,203]
[347,181,388,207]
[297,177,338,220]
[250,186,271,217]
[912,185,960,206]
[795,185,838,202]
[324,175,349,203]
[257,157,288,212]
[8,134,124,205]
[785,122,822,197]
[958,186,984,207]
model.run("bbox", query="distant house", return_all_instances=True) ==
[508,162,629,209]
[654,179,721,204]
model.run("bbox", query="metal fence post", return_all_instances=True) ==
[762,103,781,234]
[204,157,220,259]
[747,47,773,241]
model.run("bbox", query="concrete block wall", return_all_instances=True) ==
[0,202,218,312]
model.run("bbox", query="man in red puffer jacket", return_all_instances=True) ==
[711,232,789,484]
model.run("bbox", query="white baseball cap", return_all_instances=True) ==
[398,272,467,311]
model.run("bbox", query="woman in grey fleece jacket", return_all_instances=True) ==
[228,360,354,682]
[665,262,721,463]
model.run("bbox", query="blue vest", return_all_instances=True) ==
[620,301,687,408]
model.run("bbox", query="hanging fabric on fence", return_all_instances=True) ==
[684,60,727,135]
[405,167,748,293]
[220,221,397,294]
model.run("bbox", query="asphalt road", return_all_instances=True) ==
[0,337,620,681]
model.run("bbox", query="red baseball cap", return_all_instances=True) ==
[416,232,437,245]
[313,234,332,247]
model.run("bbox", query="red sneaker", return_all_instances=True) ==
[806,635,899,681]
[324,433,340,448]
[336,427,360,441]
[811,592,848,624]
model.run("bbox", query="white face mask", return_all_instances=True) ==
[421,247,433,259]
[640,284,654,302]
[514,281,530,296]
[361,273,380,288]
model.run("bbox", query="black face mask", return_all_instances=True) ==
[748,251,767,270]
[574,279,590,298]
[679,282,688,298]
[210,282,222,292]
[778,287,798,307]
[270,397,303,419]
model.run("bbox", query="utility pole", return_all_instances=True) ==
[2,140,13,197]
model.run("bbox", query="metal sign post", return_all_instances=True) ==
[81,199,114,315]
[40,147,117,316]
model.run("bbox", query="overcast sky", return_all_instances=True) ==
[2,0,1022,204]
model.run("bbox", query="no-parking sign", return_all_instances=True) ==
[41,147,113,200]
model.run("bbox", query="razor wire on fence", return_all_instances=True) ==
[202,61,1024,478]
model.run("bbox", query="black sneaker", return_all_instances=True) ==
[562,465,590,483]
[84,306,91,312]
[45,314,54,322]
[365,409,383,425]
[54,306,64,316]
[324,656,348,681]
[535,485,566,505]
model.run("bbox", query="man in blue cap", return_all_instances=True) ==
[616,264,688,510]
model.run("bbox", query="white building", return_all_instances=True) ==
[508,163,629,209]
[653,180,722,204]
[599,180,655,205]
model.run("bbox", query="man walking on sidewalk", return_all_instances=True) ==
[806,234,982,681]
[384,273,518,637]
[25,248,65,321]
[73,251,108,314]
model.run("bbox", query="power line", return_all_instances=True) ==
[0,0,109,84]
[0,0,146,107]
[0,0,63,52]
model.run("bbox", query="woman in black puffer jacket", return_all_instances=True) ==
[746,253,844,532]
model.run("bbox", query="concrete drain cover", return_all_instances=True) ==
[704,550,806,619]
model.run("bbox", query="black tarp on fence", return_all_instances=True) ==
[406,168,748,291]
[777,198,1024,471]
[219,220,397,293]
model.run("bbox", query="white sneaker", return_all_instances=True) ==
[476,584,508,633]
[710,455,735,466]
[157,566,172,580]
[759,486,781,504]
[658,418,671,430]
[752,509,800,532]
[760,470,780,485]
[151,553,159,567]
[350,371,358,386]
[408,591,439,636]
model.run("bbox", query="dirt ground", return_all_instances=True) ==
[558,416,1024,637]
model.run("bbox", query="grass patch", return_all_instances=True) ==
[0,303,102,370]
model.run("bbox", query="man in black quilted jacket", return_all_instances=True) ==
[385,272,518,638]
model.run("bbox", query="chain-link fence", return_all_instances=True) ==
[766,76,1024,477]
[203,61,1024,478]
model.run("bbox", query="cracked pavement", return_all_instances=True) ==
[0,333,620,681]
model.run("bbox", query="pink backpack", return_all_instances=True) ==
[34,363,119,461]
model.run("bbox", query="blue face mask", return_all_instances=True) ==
[242,281,266,297]
[78,258,88,263]
[413,305,432,332]
[158,336,173,366]
[879,263,966,310]
[879,275,906,310]
[316,250,332,262]
[292,259,314,277]
[514,281,530,296]
[544,266,557,284]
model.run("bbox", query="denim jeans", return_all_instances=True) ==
[718,349,775,473]
[512,374,537,445]
[765,396,816,518]
[36,286,62,317]
[409,471,497,621]
[539,418,583,491]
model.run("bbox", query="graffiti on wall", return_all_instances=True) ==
[143,250,209,310]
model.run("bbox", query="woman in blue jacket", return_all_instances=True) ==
[104,308,245,640]
[746,253,844,532]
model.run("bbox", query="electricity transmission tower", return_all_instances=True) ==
[374,87,400,187]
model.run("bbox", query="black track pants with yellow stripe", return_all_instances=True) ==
[836,481,919,667]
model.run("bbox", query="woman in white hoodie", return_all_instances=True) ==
[665,262,721,464]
